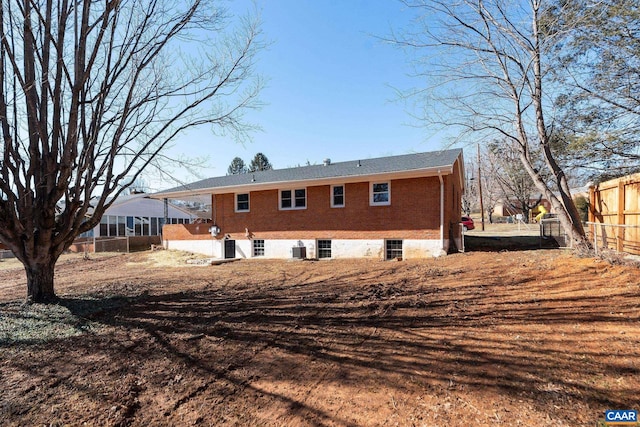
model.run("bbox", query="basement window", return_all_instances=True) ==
[385,239,403,260]
[253,239,265,257]
[317,240,332,259]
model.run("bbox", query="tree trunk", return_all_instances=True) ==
[25,261,57,303]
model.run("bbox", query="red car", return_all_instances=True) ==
[461,216,475,231]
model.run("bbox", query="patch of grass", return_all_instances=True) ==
[133,249,210,267]
[0,302,99,346]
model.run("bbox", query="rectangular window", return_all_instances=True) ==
[281,190,292,208]
[253,239,265,257]
[142,217,150,236]
[280,188,306,210]
[295,189,306,208]
[331,185,344,208]
[134,216,144,236]
[236,193,250,212]
[385,239,403,260]
[126,216,134,236]
[118,216,126,236]
[371,182,390,205]
[151,217,158,236]
[317,240,332,259]
[107,215,117,237]
[100,216,108,236]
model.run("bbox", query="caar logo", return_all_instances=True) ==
[601,410,639,426]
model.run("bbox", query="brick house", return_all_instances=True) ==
[153,149,465,260]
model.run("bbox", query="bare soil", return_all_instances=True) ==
[0,249,639,426]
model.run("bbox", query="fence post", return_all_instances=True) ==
[593,224,598,256]
[127,236,130,253]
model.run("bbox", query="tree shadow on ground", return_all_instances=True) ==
[50,267,640,425]
[3,254,638,426]
[464,235,560,251]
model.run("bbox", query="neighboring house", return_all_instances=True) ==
[80,193,198,238]
[152,149,465,260]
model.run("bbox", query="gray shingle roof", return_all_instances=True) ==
[153,148,462,198]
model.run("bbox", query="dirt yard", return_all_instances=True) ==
[0,249,639,426]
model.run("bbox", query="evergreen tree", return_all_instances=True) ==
[551,0,640,179]
[248,153,273,172]
[227,157,247,175]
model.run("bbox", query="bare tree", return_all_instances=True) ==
[477,146,502,223]
[393,0,586,245]
[487,140,543,222]
[0,0,264,302]
[462,158,477,216]
[463,153,500,223]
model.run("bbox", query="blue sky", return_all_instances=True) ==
[158,1,454,189]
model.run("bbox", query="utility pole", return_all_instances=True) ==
[477,144,485,231]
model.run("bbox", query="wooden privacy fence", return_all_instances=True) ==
[589,173,640,255]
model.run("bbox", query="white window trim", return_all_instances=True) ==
[252,239,265,257]
[370,181,391,206]
[385,239,403,260]
[331,184,345,208]
[235,192,250,212]
[317,239,332,259]
[279,188,307,210]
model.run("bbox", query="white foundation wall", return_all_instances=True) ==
[330,240,385,259]
[236,239,447,259]
[262,239,316,259]
[164,239,222,258]
[403,239,447,259]
[164,238,447,259]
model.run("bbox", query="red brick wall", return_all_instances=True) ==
[162,174,462,242]
[445,158,463,244]
[163,223,215,241]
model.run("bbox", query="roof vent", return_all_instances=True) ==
[356,160,361,167]
[323,158,331,166]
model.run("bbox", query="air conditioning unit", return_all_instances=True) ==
[292,246,306,259]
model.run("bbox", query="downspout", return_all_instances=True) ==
[212,194,217,225]
[438,171,445,251]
